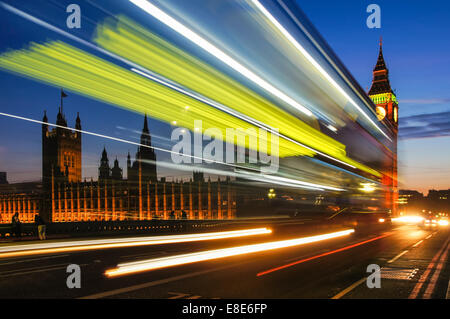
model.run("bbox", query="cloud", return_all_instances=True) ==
[399,111,450,140]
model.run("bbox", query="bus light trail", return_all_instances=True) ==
[129,0,313,117]
[0,228,272,259]
[104,229,355,277]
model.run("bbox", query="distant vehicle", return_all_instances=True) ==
[420,216,448,228]
[421,218,438,228]
[437,217,449,227]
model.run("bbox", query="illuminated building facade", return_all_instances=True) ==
[0,100,235,224]
[368,39,399,215]
[0,177,236,223]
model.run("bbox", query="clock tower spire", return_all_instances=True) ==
[368,38,398,126]
[368,38,398,216]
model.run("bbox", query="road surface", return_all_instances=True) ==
[0,223,448,299]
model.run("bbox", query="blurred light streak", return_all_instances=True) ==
[0,3,381,177]
[105,229,355,277]
[0,40,381,177]
[1,2,280,146]
[2,110,347,192]
[141,159,318,191]
[129,0,313,117]
[131,67,276,133]
[256,232,392,276]
[3,110,342,192]
[277,0,393,146]
[0,41,306,158]
[95,17,380,176]
[391,216,424,224]
[327,124,338,132]
[0,1,264,136]
[0,228,272,259]
[253,0,391,141]
[134,67,355,170]
[0,1,143,73]
[235,169,345,191]
[0,111,259,174]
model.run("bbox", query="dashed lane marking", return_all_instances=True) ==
[388,250,408,264]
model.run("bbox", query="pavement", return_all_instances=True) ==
[0,222,448,299]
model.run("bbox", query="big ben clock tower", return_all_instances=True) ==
[368,39,398,216]
[368,38,398,215]
[368,38,398,127]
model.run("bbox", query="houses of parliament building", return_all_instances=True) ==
[0,99,236,224]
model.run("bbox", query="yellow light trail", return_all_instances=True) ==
[0,228,272,259]
[0,2,382,178]
[94,16,381,177]
[105,229,355,277]
[0,41,305,158]
[95,17,345,157]
[0,40,381,177]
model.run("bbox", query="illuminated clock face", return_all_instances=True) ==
[394,107,398,123]
[376,106,386,121]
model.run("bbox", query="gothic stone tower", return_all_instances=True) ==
[368,39,398,215]
[98,147,111,181]
[127,114,157,184]
[42,93,82,188]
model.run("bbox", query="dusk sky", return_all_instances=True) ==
[0,0,449,195]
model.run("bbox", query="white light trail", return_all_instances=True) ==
[0,228,272,258]
[391,216,424,224]
[105,229,355,276]
[235,169,345,191]
[250,0,392,141]
[129,0,313,117]
[0,112,348,192]
[327,124,338,132]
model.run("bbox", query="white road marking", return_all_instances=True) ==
[412,240,424,247]
[387,250,408,263]
[446,279,450,299]
[168,292,190,299]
